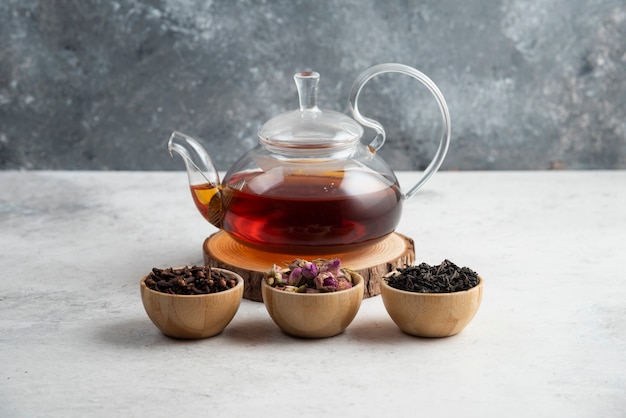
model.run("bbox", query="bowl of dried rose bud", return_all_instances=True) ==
[140,265,244,339]
[381,259,483,338]
[261,258,364,338]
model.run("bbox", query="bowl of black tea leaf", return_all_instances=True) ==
[381,259,483,337]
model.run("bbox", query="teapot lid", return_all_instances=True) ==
[258,71,363,148]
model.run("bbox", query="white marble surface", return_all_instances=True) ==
[1,171,625,417]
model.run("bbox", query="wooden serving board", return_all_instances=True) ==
[203,231,415,302]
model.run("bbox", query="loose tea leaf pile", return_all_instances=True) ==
[144,266,237,295]
[385,259,479,293]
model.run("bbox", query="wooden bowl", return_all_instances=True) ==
[140,268,244,339]
[380,276,483,337]
[261,273,364,338]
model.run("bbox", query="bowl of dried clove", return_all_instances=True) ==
[380,260,483,338]
[140,265,244,339]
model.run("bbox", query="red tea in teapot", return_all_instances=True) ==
[191,171,402,252]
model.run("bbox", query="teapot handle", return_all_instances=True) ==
[349,63,451,200]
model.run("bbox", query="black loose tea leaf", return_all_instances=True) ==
[385,259,479,293]
[145,266,237,295]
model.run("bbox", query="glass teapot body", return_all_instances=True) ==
[213,141,402,252]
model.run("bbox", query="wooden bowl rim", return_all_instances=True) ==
[381,275,483,297]
[140,267,244,298]
[261,272,364,298]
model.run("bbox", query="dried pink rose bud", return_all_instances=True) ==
[324,258,342,275]
[265,264,283,286]
[288,267,303,286]
[302,261,318,279]
[336,280,353,291]
[315,272,339,292]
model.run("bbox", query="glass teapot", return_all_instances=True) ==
[168,63,450,254]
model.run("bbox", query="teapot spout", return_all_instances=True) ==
[167,131,223,228]
[168,131,220,186]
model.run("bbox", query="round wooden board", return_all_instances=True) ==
[203,231,415,302]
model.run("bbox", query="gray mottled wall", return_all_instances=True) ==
[1,0,625,171]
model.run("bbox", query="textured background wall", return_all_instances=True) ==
[1,0,625,171]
